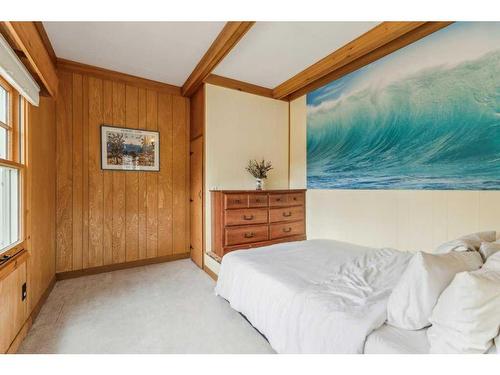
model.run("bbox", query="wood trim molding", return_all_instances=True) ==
[2,22,59,97]
[274,22,453,100]
[33,22,57,65]
[204,74,284,100]
[203,264,218,281]
[182,22,255,97]
[56,253,190,280]
[5,275,56,354]
[0,249,28,282]
[57,58,182,96]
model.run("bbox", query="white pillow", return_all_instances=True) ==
[386,251,482,330]
[479,241,500,262]
[484,251,500,271]
[427,267,500,353]
[491,255,500,355]
[435,231,496,254]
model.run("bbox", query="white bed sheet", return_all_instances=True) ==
[364,324,498,354]
[364,324,430,354]
[215,239,411,353]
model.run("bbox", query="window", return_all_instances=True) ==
[0,77,25,256]
[0,85,7,159]
[0,166,19,249]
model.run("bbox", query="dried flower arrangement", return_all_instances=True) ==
[246,159,273,190]
[246,159,273,179]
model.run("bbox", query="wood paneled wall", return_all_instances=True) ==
[28,97,56,312]
[1,96,57,353]
[56,69,190,273]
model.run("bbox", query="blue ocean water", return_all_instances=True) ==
[307,50,500,190]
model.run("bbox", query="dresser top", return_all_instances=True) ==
[210,189,306,193]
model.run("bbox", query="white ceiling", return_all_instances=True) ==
[213,22,379,88]
[43,22,225,86]
[44,22,379,89]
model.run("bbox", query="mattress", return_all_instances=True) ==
[364,324,498,354]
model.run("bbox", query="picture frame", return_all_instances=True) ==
[100,125,160,171]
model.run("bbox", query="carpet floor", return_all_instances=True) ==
[18,259,274,354]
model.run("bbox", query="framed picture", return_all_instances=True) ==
[101,125,160,171]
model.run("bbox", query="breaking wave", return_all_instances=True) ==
[307,50,500,190]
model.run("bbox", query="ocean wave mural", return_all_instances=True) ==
[307,22,500,190]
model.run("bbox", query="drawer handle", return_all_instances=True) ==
[276,198,281,201]
[244,232,255,238]
[243,214,254,220]
[283,227,292,233]
[293,197,297,201]
[255,199,260,202]
[283,211,292,217]
[233,199,241,204]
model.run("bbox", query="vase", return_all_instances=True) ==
[256,178,264,190]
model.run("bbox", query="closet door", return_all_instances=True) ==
[190,136,203,268]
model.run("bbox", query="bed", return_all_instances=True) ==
[215,239,413,353]
[364,324,498,354]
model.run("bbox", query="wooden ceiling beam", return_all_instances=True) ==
[274,21,453,100]
[33,22,57,65]
[2,22,59,97]
[204,74,281,100]
[182,21,254,97]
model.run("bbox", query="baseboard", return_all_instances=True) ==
[6,275,56,354]
[6,318,32,354]
[203,264,218,281]
[31,276,57,322]
[56,253,191,280]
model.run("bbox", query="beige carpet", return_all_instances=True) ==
[19,259,274,354]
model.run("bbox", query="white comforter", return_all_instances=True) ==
[215,239,412,353]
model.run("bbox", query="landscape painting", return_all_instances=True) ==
[306,22,500,190]
[101,125,159,171]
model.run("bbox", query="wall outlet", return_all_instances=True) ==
[22,283,27,301]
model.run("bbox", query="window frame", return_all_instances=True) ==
[0,75,27,259]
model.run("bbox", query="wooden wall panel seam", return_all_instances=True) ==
[137,88,147,260]
[55,70,73,273]
[88,77,104,267]
[103,80,114,266]
[72,73,83,271]
[82,75,89,270]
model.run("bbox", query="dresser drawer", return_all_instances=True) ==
[270,221,305,240]
[269,206,304,223]
[224,194,248,209]
[287,192,305,206]
[269,194,288,207]
[225,208,268,226]
[225,225,269,246]
[249,193,268,207]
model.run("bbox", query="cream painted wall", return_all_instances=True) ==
[289,97,307,189]
[204,84,289,270]
[290,95,500,252]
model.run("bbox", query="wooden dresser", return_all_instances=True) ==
[210,189,306,258]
